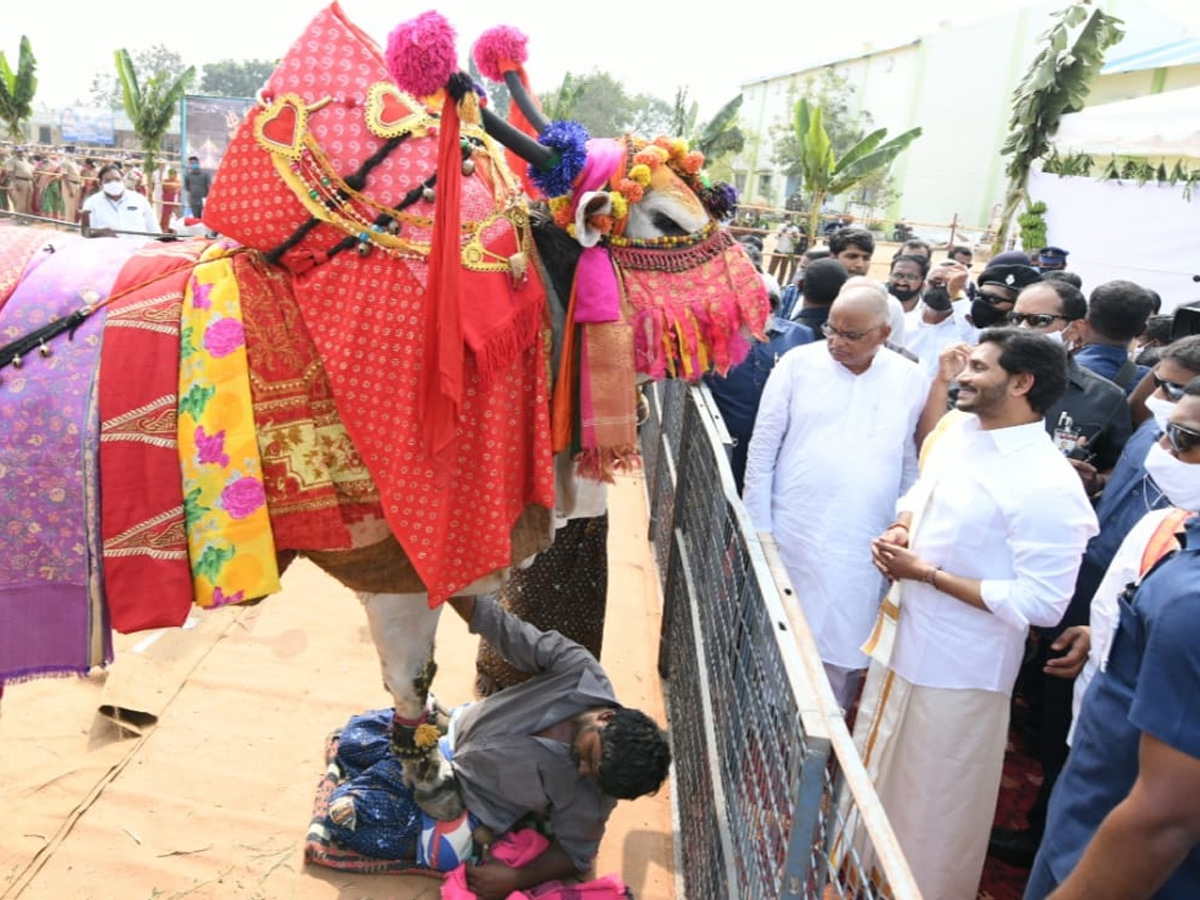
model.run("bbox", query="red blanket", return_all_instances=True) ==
[100,239,210,633]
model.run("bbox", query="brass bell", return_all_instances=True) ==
[461,158,475,177]
[387,219,401,235]
[356,241,373,258]
[422,186,436,203]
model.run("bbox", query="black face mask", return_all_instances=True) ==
[971,297,1010,328]
[890,284,921,303]
[923,286,952,312]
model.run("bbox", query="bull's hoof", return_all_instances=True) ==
[414,770,465,821]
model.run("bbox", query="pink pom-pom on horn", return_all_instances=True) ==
[473,25,529,82]
[386,11,458,98]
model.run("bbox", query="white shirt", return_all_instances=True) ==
[1069,507,1180,743]
[885,293,907,345]
[903,305,962,379]
[890,416,1098,693]
[81,188,158,234]
[744,342,928,668]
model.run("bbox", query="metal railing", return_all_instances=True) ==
[642,379,923,900]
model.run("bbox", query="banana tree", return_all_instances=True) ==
[794,97,921,242]
[115,48,194,201]
[673,90,745,162]
[994,1,1124,251]
[0,36,37,140]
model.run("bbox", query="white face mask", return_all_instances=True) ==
[1145,395,1176,433]
[102,180,124,198]
[1144,441,1200,511]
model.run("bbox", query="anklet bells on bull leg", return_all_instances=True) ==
[358,591,464,820]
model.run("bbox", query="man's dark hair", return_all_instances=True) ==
[828,227,875,256]
[802,258,849,306]
[1087,280,1155,342]
[1031,279,1087,321]
[1041,270,1083,290]
[1146,289,1162,314]
[1162,334,1200,375]
[896,239,932,260]
[949,245,973,261]
[597,708,671,800]
[802,246,830,262]
[890,253,930,278]
[977,327,1069,415]
[97,163,122,181]
[1143,314,1175,345]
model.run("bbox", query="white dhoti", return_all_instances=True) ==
[851,661,1010,900]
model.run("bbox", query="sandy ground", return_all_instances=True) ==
[0,473,674,900]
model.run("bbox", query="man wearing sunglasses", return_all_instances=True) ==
[1025,376,1200,900]
[990,335,1200,869]
[744,285,928,710]
[1006,280,1132,492]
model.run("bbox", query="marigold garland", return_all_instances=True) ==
[533,127,739,241]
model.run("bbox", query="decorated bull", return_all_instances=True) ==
[0,4,767,820]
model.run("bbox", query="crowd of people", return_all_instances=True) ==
[710,226,1200,900]
[0,142,207,232]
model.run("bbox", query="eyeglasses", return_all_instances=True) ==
[1153,373,1188,402]
[822,322,882,343]
[1006,312,1074,328]
[889,272,923,284]
[1167,420,1200,455]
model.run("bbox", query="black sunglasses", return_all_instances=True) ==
[1167,420,1200,455]
[1153,373,1188,402]
[1006,312,1074,328]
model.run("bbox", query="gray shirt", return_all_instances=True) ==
[452,597,619,870]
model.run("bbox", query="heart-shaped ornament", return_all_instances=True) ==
[365,82,430,139]
[254,94,309,159]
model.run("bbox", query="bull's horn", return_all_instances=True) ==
[503,69,550,135]
[480,107,556,172]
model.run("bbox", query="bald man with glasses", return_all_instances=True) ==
[743,286,927,709]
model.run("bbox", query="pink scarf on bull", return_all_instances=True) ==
[0,236,140,684]
[551,139,640,481]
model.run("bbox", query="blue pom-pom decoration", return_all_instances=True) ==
[531,119,590,198]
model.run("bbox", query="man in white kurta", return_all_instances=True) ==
[743,286,928,709]
[862,328,1098,900]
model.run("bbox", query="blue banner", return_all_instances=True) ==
[59,107,116,146]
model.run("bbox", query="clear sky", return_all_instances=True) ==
[6,0,1199,119]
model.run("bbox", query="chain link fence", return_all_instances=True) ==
[641,379,924,900]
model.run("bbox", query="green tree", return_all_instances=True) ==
[994,1,1124,251]
[672,89,746,165]
[770,68,899,214]
[199,59,277,98]
[115,48,195,208]
[0,36,37,140]
[539,71,673,140]
[91,44,187,109]
[792,97,922,240]
[540,71,586,122]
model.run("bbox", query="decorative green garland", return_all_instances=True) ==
[1042,148,1200,200]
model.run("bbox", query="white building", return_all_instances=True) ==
[734,0,1200,239]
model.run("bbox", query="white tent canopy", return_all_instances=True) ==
[1051,85,1200,160]
[1029,87,1200,312]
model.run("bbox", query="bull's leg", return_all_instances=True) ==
[358,591,463,821]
